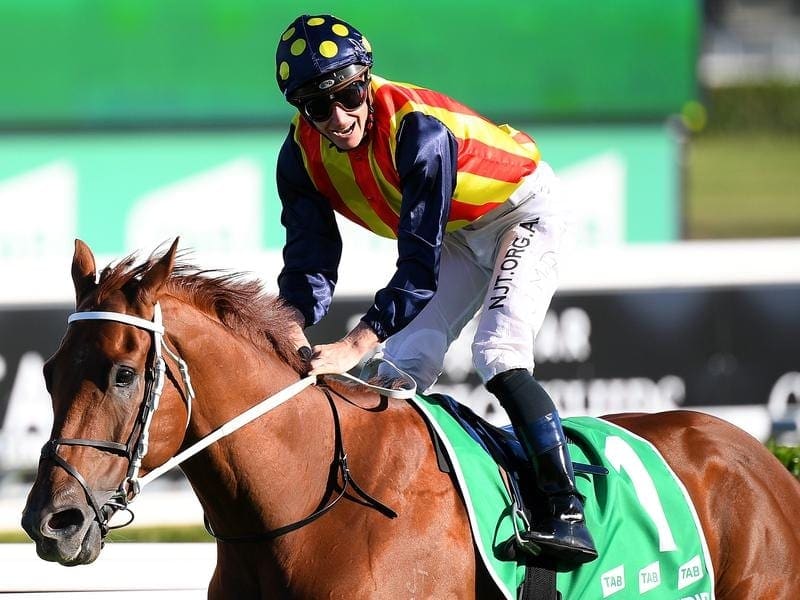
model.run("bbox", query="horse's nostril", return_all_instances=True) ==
[45,508,85,534]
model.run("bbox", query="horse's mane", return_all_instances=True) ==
[95,251,306,374]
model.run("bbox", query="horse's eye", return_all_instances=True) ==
[115,367,136,387]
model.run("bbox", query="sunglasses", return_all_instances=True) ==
[296,79,369,122]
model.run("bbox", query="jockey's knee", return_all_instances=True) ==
[471,338,534,385]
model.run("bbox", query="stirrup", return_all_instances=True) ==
[499,500,543,561]
[501,498,598,564]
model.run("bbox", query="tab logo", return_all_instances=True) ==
[638,561,661,593]
[601,565,625,597]
[678,555,704,589]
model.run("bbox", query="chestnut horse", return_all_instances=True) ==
[22,240,800,599]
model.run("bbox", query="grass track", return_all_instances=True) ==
[0,524,212,544]
[686,133,800,238]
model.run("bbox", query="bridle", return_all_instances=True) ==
[40,304,196,536]
[41,302,406,539]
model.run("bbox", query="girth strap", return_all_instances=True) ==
[205,387,397,543]
[520,562,559,600]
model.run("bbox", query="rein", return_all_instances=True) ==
[45,302,396,539]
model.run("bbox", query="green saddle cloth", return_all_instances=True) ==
[411,394,715,600]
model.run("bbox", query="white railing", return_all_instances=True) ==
[1,542,215,598]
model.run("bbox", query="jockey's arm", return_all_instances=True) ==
[284,305,312,354]
[276,130,343,331]
[360,113,457,341]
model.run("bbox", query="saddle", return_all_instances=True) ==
[425,393,607,491]
[421,393,608,600]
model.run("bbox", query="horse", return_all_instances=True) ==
[22,239,800,599]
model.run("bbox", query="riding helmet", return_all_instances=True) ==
[276,14,373,100]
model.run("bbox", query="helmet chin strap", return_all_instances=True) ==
[364,94,375,134]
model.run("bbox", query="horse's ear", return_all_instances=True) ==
[71,239,97,304]
[138,238,179,305]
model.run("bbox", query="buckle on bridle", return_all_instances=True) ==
[121,476,141,501]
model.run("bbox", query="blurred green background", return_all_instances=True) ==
[1,0,796,251]
[0,0,698,124]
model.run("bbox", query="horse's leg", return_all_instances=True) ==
[608,410,800,600]
[208,545,290,600]
[147,487,495,599]
[283,484,481,599]
[208,547,253,600]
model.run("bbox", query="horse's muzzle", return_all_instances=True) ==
[21,497,103,566]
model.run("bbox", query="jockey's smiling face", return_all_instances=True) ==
[314,100,369,150]
[307,81,370,151]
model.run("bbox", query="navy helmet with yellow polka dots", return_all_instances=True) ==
[276,14,373,100]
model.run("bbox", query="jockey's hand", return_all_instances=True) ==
[308,320,380,376]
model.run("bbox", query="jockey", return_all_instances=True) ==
[275,13,597,565]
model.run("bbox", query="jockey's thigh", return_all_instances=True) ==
[470,163,567,383]
[382,235,491,391]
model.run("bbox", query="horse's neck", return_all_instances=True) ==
[163,299,334,536]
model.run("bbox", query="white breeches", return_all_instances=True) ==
[382,161,567,391]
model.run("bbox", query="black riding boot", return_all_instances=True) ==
[518,413,598,564]
[487,369,597,565]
